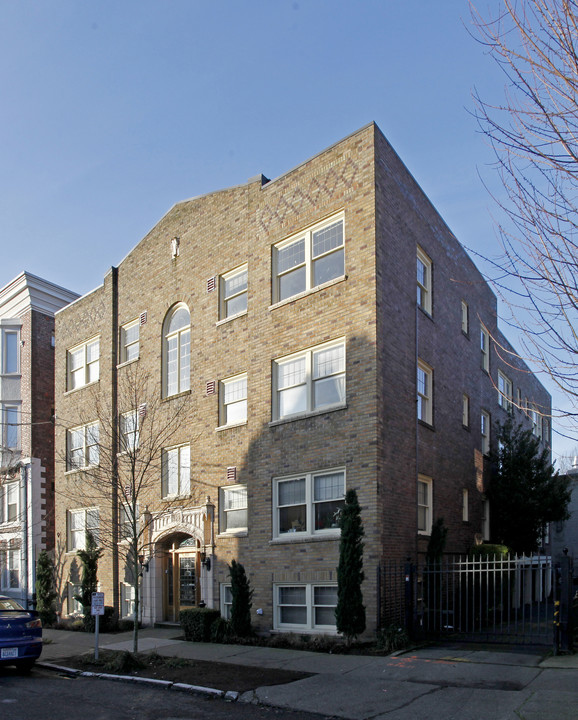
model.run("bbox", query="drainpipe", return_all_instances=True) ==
[20,461,29,608]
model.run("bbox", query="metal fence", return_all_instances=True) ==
[378,554,564,646]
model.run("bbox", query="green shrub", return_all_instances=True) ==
[210,616,233,643]
[179,607,221,641]
[229,560,253,638]
[469,544,510,558]
[376,625,409,653]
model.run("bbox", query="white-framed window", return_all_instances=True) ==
[1,404,20,450]
[1,328,19,374]
[119,502,138,541]
[417,246,432,315]
[462,488,469,522]
[66,423,99,470]
[273,469,345,539]
[274,583,338,632]
[120,410,139,452]
[417,360,433,425]
[498,371,513,412]
[163,304,190,397]
[418,475,432,535]
[0,548,21,590]
[220,265,248,319]
[219,374,247,427]
[461,301,469,334]
[480,324,490,373]
[0,481,19,524]
[462,394,470,428]
[67,582,83,615]
[273,214,344,303]
[482,497,490,541]
[120,582,136,619]
[273,339,345,421]
[220,583,233,620]
[529,404,542,439]
[120,320,139,364]
[481,410,490,455]
[516,387,522,412]
[219,484,248,534]
[67,337,100,390]
[68,507,99,551]
[161,444,190,498]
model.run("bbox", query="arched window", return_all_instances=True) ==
[163,304,190,396]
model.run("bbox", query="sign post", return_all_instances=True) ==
[91,592,105,660]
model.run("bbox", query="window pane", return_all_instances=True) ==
[278,358,306,389]
[4,407,18,449]
[279,385,307,417]
[314,345,344,379]
[314,473,344,501]
[124,324,139,345]
[225,270,247,297]
[70,348,84,371]
[314,375,345,408]
[312,221,343,258]
[279,266,306,301]
[180,330,191,392]
[226,293,247,317]
[4,332,18,373]
[180,446,190,495]
[125,343,139,362]
[314,586,338,605]
[86,340,99,363]
[278,478,306,506]
[225,486,247,510]
[277,239,305,274]
[225,508,247,529]
[280,606,307,624]
[168,307,190,334]
[279,504,306,533]
[279,586,306,604]
[313,248,344,286]
[167,336,178,395]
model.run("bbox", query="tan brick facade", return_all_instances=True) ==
[53,123,551,634]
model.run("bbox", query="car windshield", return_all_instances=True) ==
[0,598,25,611]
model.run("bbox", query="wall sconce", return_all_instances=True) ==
[138,554,149,575]
[200,550,211,572]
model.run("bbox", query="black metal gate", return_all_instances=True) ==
[378,554,569,647]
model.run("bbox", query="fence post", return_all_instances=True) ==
[404,559,414,638]
[558,551,574,654]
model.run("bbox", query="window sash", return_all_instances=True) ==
[418,477,432,534]
[221,375,248,426]
[3,330,19,374]
[274,217,344,303]
[67,423,99,470]
[1,549,20,590]
[417,361,432,424]
[222,266,248,318]
[120,411,139,452]
[2,405,19,449]
[416,248,432,314]
[162,445,190,498]
[498,372,513,410]
[221,485,248,532]
[275,584,337,630]
[121,322,140,363]
[68,338,100,390]
[68,508,99,551]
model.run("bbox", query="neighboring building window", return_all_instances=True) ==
[1,405,20,450]
[417,360,433,425]
[462,489,469,522]
[120,320,139,364]
[516,387,522,411]
[220,265,248,319]
[417,246,432,315]
[66,423,99,470]
[161,444,190,498]
[68,508,99,551]
[219,374,247,427]
[461,301,469,334]
[0,548,20,589]
[220,584,233,620]
[273,215,344,303]
[418,475,432,535]
[462,394,470,428]
[120,582,135,619]
[1,329,19,374]
[480,324,490,373]
[119,503,138,541]
[482,497,490,541]
[219,485,248,534]
[529,404,542,439]
[120,410,139,452]
[481,411,490,455]
[498,371,513,412]
[543,417,550,444]
[273,469,345,539]
[274,583,337,631]
[67,337,100,390]
[163,304,191,397]
[273,340,345,421]
[0,481,19,524]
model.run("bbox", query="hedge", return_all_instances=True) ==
[179,607,221,641]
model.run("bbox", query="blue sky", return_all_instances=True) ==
[3,1,571,460]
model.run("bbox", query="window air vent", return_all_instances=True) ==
[207,277,217,293]
[206,381,216,396]
[227,467,237,483]
[140,311,148,325]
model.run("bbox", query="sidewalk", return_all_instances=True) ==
[40,628,578,719]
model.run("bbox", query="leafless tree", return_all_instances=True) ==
[470,0,578,440]
[59,362,195,652]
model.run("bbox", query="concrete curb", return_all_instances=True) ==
[37,661,236,700]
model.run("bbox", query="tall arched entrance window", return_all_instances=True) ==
[163,304,190,397]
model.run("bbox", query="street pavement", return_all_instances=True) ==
[39,627,578,719]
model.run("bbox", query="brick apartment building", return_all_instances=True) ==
[54,122,551,634]
[0,272,78,606]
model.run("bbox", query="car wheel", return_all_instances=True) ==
[15,660,35,673]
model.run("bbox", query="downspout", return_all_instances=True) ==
[21,461,29,608]
[110,267,120,617]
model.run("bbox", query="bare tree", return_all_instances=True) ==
[470,0,578,439]
[59,362,195,652]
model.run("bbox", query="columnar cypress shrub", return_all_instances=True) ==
[228,560,253,638]
[35,550,57,625]
[336,488,366,644]
[74,531,103,631]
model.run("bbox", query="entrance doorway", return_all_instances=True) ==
[163,536,201,621]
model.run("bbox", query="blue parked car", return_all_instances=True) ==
[0,595,42,671]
